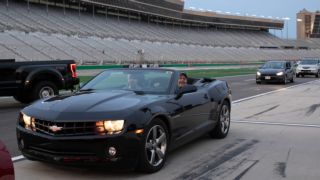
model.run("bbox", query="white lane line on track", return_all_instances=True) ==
[12,155,25,162]
[12,79,320,162]
[0,97,13,99]
[216,74,255,79]
[232,120,320,128]
[232,79,320,105]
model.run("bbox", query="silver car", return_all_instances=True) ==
[296,59,320,78]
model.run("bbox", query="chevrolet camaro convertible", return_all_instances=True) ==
[17,69,232,173]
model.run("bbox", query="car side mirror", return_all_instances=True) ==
[175,85,197,99]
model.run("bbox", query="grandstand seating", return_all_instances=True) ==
[0,1,319,64]
[310,15,320,38]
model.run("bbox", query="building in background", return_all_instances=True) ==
[297,9,320,39]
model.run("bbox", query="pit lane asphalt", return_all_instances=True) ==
[0,75,317,157]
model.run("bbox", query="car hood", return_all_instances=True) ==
[298,65,317,69]
[258,69,284,74]
[23,90,167,121]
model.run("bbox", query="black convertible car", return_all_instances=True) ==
[17,68,232,173]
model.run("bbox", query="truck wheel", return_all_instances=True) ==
[32,81,58,101]
[316,71,319,78]
[13,94,32,104]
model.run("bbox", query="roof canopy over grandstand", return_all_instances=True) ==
[25,0,284,30]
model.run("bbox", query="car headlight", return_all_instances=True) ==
[276,72,284,76]
[96,120,124,135]
[257,72,261,76]
[20,112,36,131]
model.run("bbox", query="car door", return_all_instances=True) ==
[168,88,211,142]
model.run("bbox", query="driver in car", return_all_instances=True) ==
[127,73,143,90]
[178,72,188,89]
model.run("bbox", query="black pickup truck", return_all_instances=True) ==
[0,59,79,103]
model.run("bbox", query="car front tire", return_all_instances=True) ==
[282,76,287,85]
[290,75,295,83]
[210,101,230,139]
[138,118,169,173]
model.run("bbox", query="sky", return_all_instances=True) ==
[185,0,320,39]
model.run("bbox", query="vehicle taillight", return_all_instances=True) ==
[70,63,77,78]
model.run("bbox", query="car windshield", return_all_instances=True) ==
[300,60,318,65]
[262,62,285,69]
[81,69,174,94]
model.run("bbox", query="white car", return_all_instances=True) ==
[296,59,320,78]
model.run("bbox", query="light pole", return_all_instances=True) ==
[282,17,290,40]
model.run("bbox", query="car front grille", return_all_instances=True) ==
[261,73,276,77]
[34,119,96,136]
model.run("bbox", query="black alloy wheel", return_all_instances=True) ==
[210,101,230,139]
[138,118,169,173]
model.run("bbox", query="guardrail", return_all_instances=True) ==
[77,63,264,70]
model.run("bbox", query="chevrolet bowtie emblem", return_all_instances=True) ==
[49,125,63,132]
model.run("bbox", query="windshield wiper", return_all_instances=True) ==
[80,88,95,92]
[133,90,145,95]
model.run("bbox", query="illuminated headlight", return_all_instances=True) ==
[257,72,261,76]
[96,120,124,135]
[20,112,36,131]
[276,72,284,76]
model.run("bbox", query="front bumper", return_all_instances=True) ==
[256,75,284,82]
[17,126,142,169]
[296,70,318,76]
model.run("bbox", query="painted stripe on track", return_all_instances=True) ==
[232,120,320,129]
[232,79,320,105]
[12,155,25,162]
[0,97,13,99]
